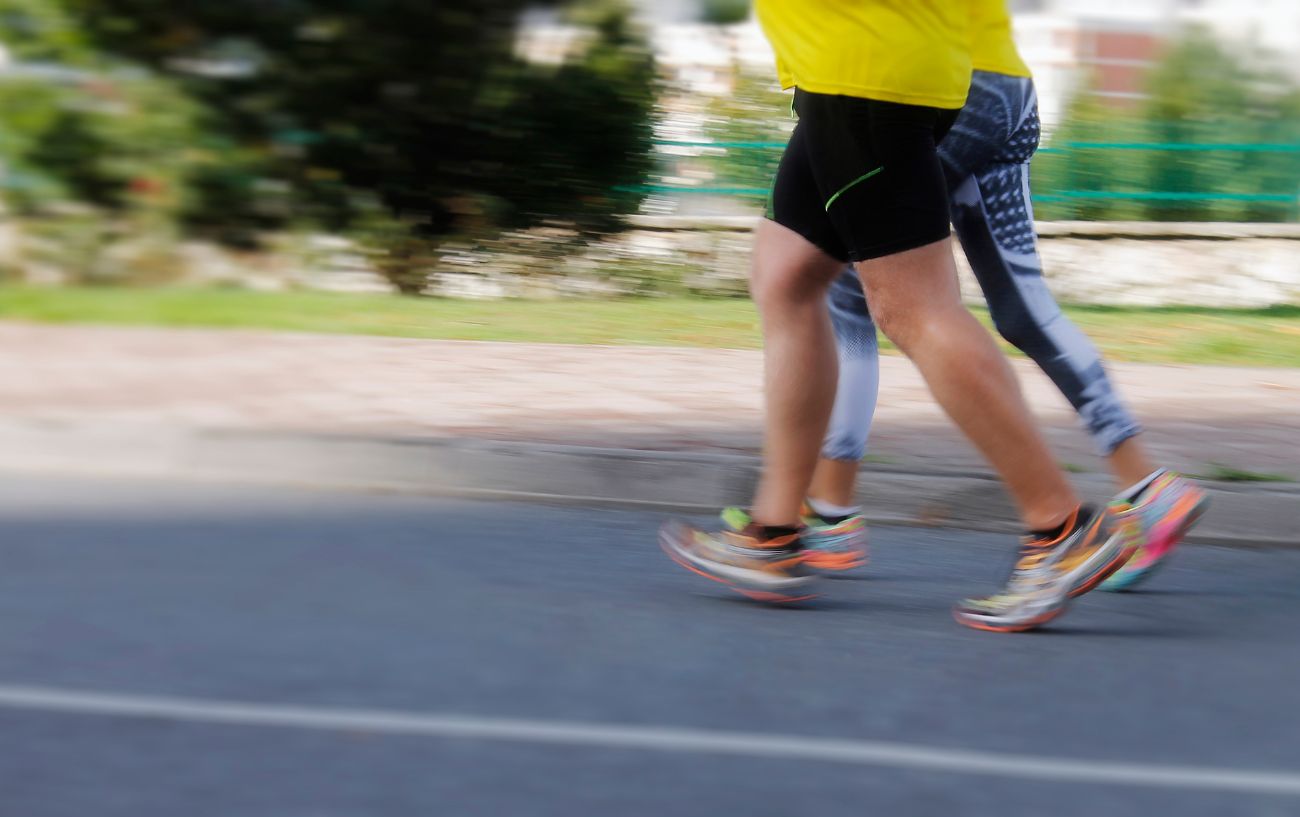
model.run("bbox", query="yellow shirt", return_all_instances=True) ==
[971,0,1032,78]
[754,0,971,109]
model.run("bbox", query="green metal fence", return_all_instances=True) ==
[631,128,1300,221]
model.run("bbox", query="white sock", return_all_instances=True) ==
[1117,469,1165,501]
[807,496,861,519]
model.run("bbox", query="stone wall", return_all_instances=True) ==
[621,217,1300,308]
[5,213,1296,305]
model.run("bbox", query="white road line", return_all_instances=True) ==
[0,684,1296,796]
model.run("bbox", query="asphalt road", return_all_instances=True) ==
[1,474,1298,817]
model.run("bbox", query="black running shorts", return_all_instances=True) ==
[767,89,960,263]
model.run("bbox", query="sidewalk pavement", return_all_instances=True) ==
[2,321,1297,544]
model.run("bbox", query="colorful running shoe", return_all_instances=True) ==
[1101,471,1208,592]
[953,504,1138,633]
[722,506,867,573]
[659,519,817,603]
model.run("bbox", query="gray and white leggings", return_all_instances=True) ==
[822,71,1141,462]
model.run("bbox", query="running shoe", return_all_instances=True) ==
[659,518,817,603]
[1101,471,1208,592]
[722,506,867,573]
[953,503,1138,632]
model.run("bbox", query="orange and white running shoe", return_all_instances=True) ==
[659,517,817,604]
[799,503,869,572]
[721,506,867,573]
[953,503,1139,633]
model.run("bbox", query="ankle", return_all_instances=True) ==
[1116,469,1165,501]
[1025,505,1090,544]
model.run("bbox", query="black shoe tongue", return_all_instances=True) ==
[756,524,801,540]
[1023,505,1093,545]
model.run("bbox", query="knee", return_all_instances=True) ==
[750,257,832,316]
[867,297,926,354]
[989,297,1061,355]
[991,311,1035,351]
[857,249,964,353]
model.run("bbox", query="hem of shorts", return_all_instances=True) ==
[845,229,953,263]
[781,79,966,110]
[763,215,851,264]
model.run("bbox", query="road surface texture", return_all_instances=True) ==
[1,475,1297,816]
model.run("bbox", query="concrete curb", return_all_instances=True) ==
[3,421,1296,547]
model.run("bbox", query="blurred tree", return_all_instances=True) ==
[502,0,656,236]
[698,66,789,197]
[0,0,272,250]
[27,108,123,209]
[699,0,750,25]
[1034,28,1300,222]
[0,0,94,63]
[1141,28,1300,221]
[0,0,206,222]
[54,0,656,289]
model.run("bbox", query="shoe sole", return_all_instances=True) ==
[659,526,818,604]
[953,602,1067,633]
[955,550,1126,633]
[802,549,868,573]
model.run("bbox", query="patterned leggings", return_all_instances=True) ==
[821,71,1141,461]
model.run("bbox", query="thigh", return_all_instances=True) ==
[795,90,953,263]
[767,121,852,264]
[856,236,962,321]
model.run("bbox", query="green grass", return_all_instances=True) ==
[1,286,1298,366]
[861,454,899,466]
[1194,463,1296,483]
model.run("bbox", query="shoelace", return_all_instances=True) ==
[985,547,1057,603]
